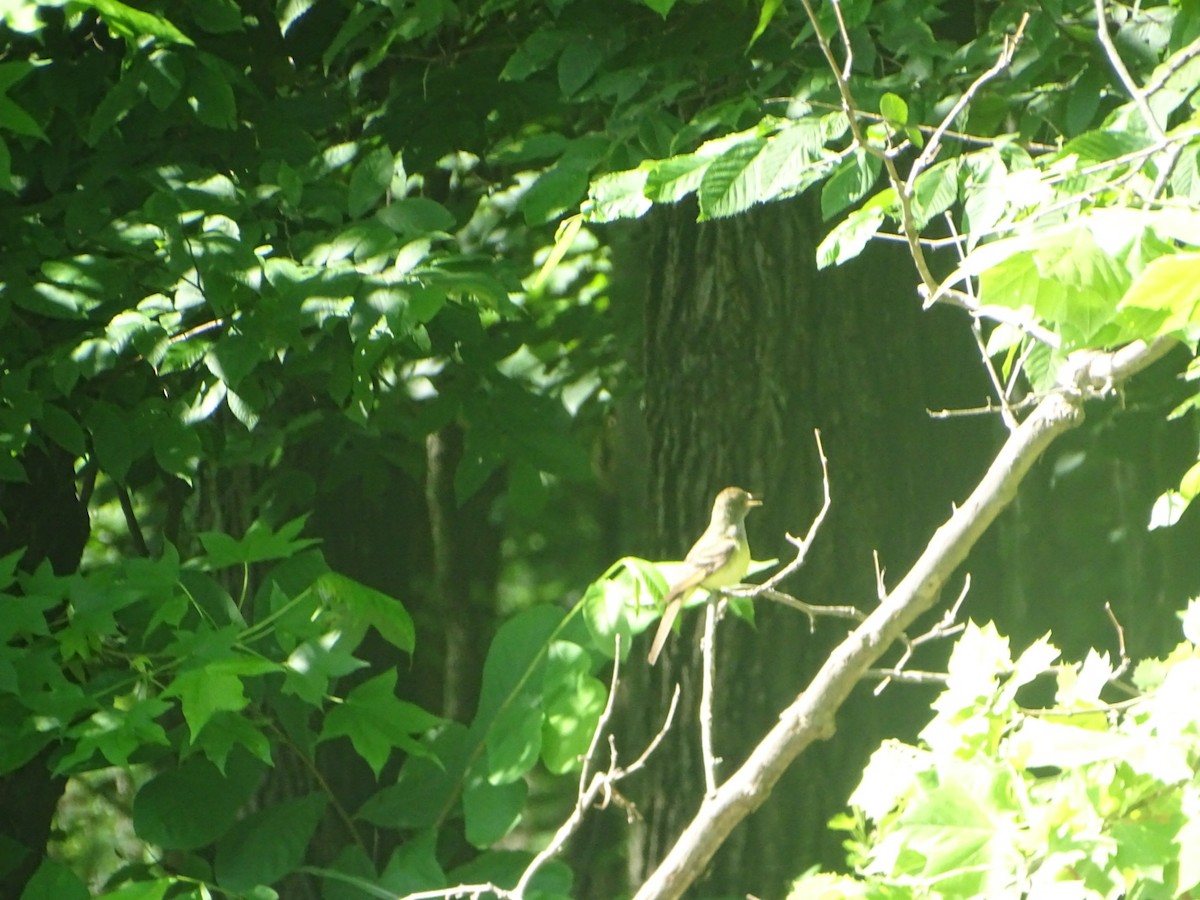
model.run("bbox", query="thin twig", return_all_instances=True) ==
[905,14,1029,194]
[943,213,1021,430]
[509,641,681,899]
[1104,602,1131,682]
[1093,0,1165,141]
[700,598,721,796]
[759,430,831,593]
[751,588,864,629]
[1144,34,1200,96]
[874,574,971,695]
[927,396,1040,419]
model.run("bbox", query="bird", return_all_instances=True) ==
[647,486,761,665]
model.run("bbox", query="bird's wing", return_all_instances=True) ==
[683,535,739,576]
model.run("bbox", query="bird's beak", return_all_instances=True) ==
[748,495,763,506]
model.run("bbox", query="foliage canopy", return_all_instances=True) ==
[2,0,1200,897]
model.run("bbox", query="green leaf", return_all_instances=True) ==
[0,136,11,191]
[463,776,526,848]
[581,556,667,653]
[1180,460,1200,501]
[358,724,468,830]
[1148,489,1188,529]
[86,401,136,482]
[215,793,327,892]
[375,197,456,235]
[151,407,203,482]
[583,168,652,222]
[164,655,279,741]
[816,205,885,269]
[192,710,274,772]
[95,879,174,900]
[199,515,319,568]
[86,0,194,45]
[54,695,171,774]
[283,630,367,704]
[541,643,606,774]
[19,859,88,900]
[349,146,395,217]
[192,0,243,34]
[697,138,767,220]
[641,0,677,13]
[312,571,415,652]
[557,34,602,97]
[909,159,959,229]
[1116,252,1200,336]
[879,92,908,127]
[971,225,1131,344]
[320,670,443,777]
[190,54,237,128]
[500,27,568,82]
[486,689,543,785]
[205,333,260,389]
[475,605,564,757]
[521,162,592,226]
[749,0,783,47]
[378,831,447,896]
[39,403,85,455]
[133,752,264,850]
[644,154,711,205]
[820,150,881,219]
[0,95,45,140]
[867,761,1018,897]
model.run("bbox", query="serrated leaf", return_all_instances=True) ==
[817,204,886,269]
[557,34,602,97]
[164,656,278,741]
[312,571,415,652]
[697,138,767,220]
[199,515,318,568]
[820,150,881,220]
[910,159,959,229]
[583,168,651,222]
[645,154,711,204]
[320,670,442,777]
[1117,252,1200,337]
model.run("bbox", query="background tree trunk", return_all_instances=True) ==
[0,445,89,896]
[621,195,1199,896]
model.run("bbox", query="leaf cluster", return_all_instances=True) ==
[792,611,1200,899]
[3,517,642,898]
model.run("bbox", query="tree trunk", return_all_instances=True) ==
[629,197,996,895]
[0,445,89,896]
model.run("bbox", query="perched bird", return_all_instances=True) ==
[647,487,761,665]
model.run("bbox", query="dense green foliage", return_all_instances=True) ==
[792,611,1200,899]
[2,0,1200,897]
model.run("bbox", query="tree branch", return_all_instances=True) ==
[633,337,1169,900]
